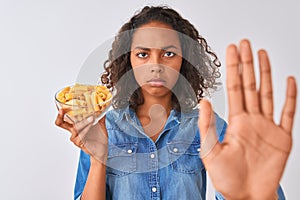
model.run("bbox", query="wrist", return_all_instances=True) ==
[90,156,107,168]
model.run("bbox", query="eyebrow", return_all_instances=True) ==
[133,45,179,51]
[161,45,178,50]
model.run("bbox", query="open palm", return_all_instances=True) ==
[198,40,297,199]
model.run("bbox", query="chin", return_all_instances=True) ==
[144,86,172,98]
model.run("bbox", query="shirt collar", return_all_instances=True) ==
[115,105,198,123]
[115,105,179,121]
[114,105,133,122]
[180,109,199,119]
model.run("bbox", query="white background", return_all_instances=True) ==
[1,0,299,199]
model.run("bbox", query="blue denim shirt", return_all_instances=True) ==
[74,106,286,200]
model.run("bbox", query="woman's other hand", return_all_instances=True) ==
[198,39,297,199]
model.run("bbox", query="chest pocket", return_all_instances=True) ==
[106,143,137,177]
[167,140,204,174]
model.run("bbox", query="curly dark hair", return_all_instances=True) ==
[101,5,221,112]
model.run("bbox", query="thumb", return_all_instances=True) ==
[198,99,219,158]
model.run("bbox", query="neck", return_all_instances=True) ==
[136,91,172,141]
[137,92,172,117]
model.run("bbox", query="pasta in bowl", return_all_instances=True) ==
[55,83,113,124]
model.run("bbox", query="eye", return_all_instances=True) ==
[136,52,148,58]
[164,51,176,57]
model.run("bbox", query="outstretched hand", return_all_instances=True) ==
[198,39,297,199]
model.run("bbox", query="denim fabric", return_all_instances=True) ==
[74,106,285,200]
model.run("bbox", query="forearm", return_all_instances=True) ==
[81,157,106,200]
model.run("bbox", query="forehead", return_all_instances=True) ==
[131,22,181,49]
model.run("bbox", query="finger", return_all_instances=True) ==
[98,116,108,137]
[70,123,93,147]
[74,115,94,132]
[198,100,220,159]
[55,108,73,131]
[240,40,260,114]
[226,44,244,117]
[280,77,297,133]
[258,50,274,120]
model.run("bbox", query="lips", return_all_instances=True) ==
[147,78,166,87]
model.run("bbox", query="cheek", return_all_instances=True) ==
[132,66,149,86]
[130,53,142,85]
[174,57,183,71]
[165,68,181,89]
[168,58,182,88]
[132,69,142,85]
[168,73,180,89]
[130,52,146,68]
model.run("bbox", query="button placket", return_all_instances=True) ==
[148,144,159,199]
[148,143,158,171]
[150,153,155,159]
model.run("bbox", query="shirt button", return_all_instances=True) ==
[152,187,157,192]
[150,153,155,159]
[173,147,178,153]
[197,148,201,152]
[127,149,133,154]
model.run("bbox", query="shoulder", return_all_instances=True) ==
[106,107,126,120]
[181,108,226,126]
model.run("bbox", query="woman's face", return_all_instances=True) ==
[130,21,182,98]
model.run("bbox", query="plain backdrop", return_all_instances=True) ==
[1,0,299,199]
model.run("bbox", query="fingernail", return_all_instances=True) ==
[87,116,94,123]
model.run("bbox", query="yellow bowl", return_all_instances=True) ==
[55,84,113,124]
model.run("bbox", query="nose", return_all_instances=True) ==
[149,65,164,73]
[148,50,164,73]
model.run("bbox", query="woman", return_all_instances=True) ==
[55,6,297,200]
